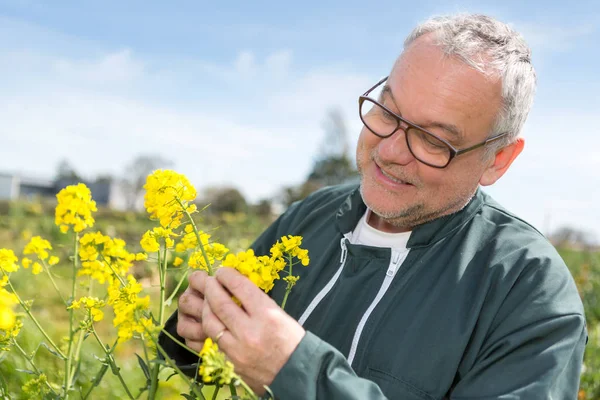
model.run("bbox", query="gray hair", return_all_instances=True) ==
[404,14,536,157]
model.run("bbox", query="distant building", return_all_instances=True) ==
[0,172,129,210]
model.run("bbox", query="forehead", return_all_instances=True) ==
[387,36,502,142]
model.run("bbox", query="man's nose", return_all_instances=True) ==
[377,129,415,166]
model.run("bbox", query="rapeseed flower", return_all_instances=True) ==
[222,250,285,293]
[0,286,18,331]
[140,227,176,253]
[198,338,236,385]
[79,232,144,284]
[108,275,152,342]
[55,183,97,233]
[68,296,106,322]
[143,170,197,229]
[0,249,19,273]
[22,236,60,275]
[188,242,229,271]
[270,235,310,266]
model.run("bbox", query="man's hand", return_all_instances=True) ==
[202,267,306,395]
[177,270,209,352]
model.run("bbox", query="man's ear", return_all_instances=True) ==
[480,137,524,186]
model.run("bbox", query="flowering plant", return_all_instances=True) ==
[0,169,309,399]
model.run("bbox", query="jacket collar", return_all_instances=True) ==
[335,185,484,249]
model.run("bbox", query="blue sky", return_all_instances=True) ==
[0,1,599,242]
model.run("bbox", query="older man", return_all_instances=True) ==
[160,14,587,399]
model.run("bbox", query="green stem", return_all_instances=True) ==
[165,267,191,306]
[149,243,168,400]
[236,378,259,400]
[13,340,59,396]
[211,384,221,400]
[150,333,206,400]
[68,278,93,386]
[101,254,128,287]
[0,272,66,358]
[43,262,66,304]
[91,328,135,400]
[280,255,294,311]
[64,232,79,399]
[177,198,213,275]
[229,382,238,398]
[160,328,199,357]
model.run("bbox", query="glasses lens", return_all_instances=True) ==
[360,99,398,137]
[406,128,451,167]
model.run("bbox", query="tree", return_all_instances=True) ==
[198,186,248,215]
[55,159,82,181]
[122,154,173,210]
[279,108,358,206]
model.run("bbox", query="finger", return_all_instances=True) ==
[188,270,208,295]
[185,339,206,353]
[178,290,204,319]
[176,312,206,341]
[215,267,274,315]
[204,276,250,337]
[202,301,235,349]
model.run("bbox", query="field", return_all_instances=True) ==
[0,198,598,399]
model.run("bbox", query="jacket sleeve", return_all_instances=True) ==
[269,332,388,400]
[449,248,588,400]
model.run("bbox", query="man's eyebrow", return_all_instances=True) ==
[380,84,464,143]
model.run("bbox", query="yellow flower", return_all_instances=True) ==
[55,183,97,233]
[69,296,106,322]
[22,374,50,397]
[108,275,152,342]
[143,170,197,229]
[48,256,60,266]
[23,236,52,260]
[270,235,310,266]
[0,319,22,351]
[188,242,229,271]
[198,338,236,385]
[78,232,138,284]
[0,287,18,331]
[222,250,283,293]
[32,262,43,275]
[173,257,184,267]
[140,227,176,253]
[22,257,32,269]
[0,249,19,273]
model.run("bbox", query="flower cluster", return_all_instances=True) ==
[140,227,176,253]
[143,170,197,229]
[55,183,97,233]
[68,296,106,323]
[222,249,285,293]
[22,236,59,275]
[107,275,152,342]
[221,235,309,294]
[270,235,310,266]
[79,232,146,284]
[0,276,19,331]
[198,338,236,385]
[0,249,19,274]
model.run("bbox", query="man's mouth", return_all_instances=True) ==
[376,163,414,186]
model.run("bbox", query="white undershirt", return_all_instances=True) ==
[351,209,411,251]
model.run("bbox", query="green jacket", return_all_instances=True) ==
[160,184,587,399]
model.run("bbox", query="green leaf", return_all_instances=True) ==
[15,369,36,375]
[136,353,151,381]
[41,342,66,360]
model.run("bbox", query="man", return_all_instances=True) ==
[160,13,587,399]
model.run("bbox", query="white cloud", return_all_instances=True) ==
[515,21,597,52]
[53,49,144,84]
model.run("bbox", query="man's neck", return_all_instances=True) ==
[367,211,412,233]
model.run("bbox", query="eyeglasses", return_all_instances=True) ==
[358,76,508,168]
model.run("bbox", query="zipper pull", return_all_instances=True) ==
[340,237,348,264]
[386,250,402,277]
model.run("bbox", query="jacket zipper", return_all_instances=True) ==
[347,248,409,366]
[298,234,350,326]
